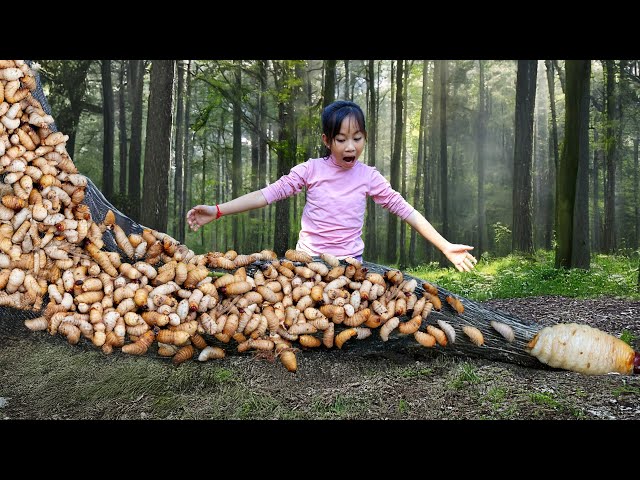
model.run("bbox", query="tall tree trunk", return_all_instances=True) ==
[343,60,349,100]
[512,60,537,254]
[439,60,449,267]
[603,60,617,253]
[127,60,144,221]
[101,60,114,201]
[634,138,639,250]
[118,60,128,195]
[273,61,298,255]
[571,61,591,268]
[258,61,268,248]
[173,60,186,240]
[545,60,560,249]
[388,60,395,178]
[476,60,487,257]
[200,133,208,247]
[426,61,440,262]
[365,60,378,261]
[555,60,590,268]
[399,61,409,270]
[410,60,428,264]
[322,60,336,110]
[592,128,601,252]
[140,60,176,232]
[553,60,566,94]
[181,61,193,243]
[232,60,243,249]
[387,59,404,264]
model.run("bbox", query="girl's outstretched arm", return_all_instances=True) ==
[404,210,477,272]
[187,190,268,232]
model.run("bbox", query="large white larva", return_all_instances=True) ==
[437,320,456,344]
[527,323,639,375]
[491,320,515,343]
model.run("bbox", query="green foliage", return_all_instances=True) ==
[619,330,636,346]
[529,391,561,408]
[448,362,482,389]
[409,250,640,301]
[492,222,512,257]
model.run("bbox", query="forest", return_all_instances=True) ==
[34,59,640,271]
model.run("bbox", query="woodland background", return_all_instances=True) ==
[33,60,640,271]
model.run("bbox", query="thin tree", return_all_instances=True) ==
[634,138,639,250]
[127,60,144,220]
[173,60,186,241]
[544,60,560,248]
[101,60,114,201]
[386,59,404,264]
[365,60,378,261]
[322,60,336,109]
[410,60,429,264]
[512,60,537,254]
[399,61,409,270]
[140,60,176,232]
[592,127,602,251]
[476,60,488,257]
[603,60,617,252]
[118,60,127,196]
[439,60,449,267]
[272,61,298,254]
[180,60,193,243]
[258,60,269,248]
[232,60,243,249]
[555,60,591,269]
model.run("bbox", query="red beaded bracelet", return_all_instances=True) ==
[215,204,223,220]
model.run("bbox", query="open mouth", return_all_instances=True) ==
[343,156,355,163]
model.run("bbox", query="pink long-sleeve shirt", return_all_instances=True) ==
[260,155,414,258]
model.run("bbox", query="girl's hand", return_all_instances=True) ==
[442,243,477,272]
[187,205,216,232]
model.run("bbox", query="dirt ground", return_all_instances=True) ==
[1,295,639,421]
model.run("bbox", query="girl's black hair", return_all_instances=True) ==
[321,100,367,157]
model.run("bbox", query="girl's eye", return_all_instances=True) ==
[336,139,345,143]
[354,137,362,142]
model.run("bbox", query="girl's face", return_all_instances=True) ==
[323,115,365,169]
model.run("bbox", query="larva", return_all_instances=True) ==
[335,328,357,349]
[491,320,515,343]
[462,325,484,346]
[320,252,340,267]
[437,320,456,344]
[426,325,448,347]
[446,295,464,314]
[528,323,639,375]
[414,331,436,347]
[379,317,400,342]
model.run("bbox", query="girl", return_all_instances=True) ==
[187,100,477,272]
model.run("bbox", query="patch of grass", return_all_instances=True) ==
[612,384,640,396]
[398,398,408,414]
[529,391,561,408]
[574,388,588,398]
[409,251,640,301]
[235,393,287,419]
[312,394,366,418]
[619,330,637,346]
[448,362,482,389]
[485,386,507,405]
[152,395,186,418]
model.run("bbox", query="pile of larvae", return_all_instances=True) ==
[0,59,479,373]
